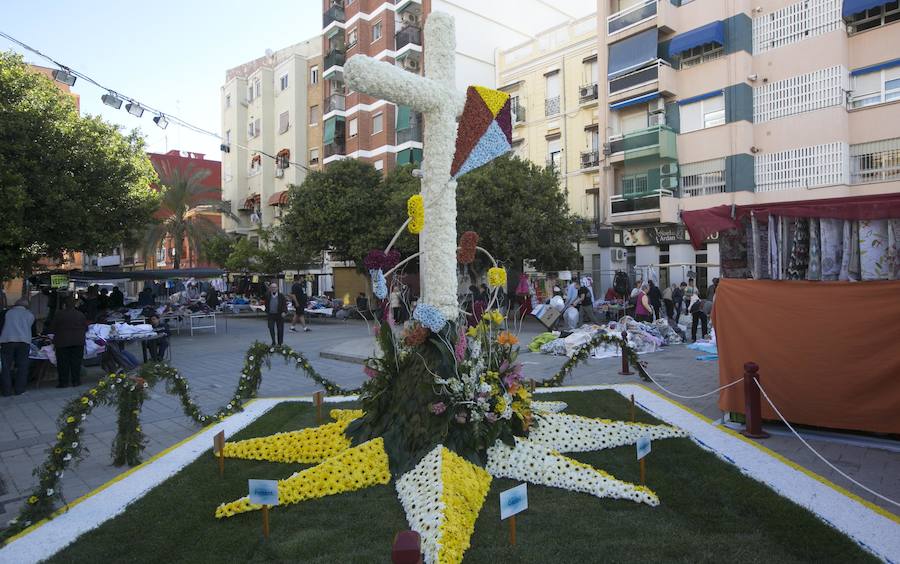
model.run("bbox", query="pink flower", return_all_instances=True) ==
[454,329,467,361]
[363,366,378,379]
[430,402,447,415]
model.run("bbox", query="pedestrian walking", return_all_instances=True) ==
[707,277,720,302]
[0,298,35,396]
[673,282,685,320]
[689,294,709,342]
[264,283,288,346]
[647,280,663,320]
[683,277,697,312]
[289,275,310,332]
[634,284,653,322]
[51,296,88,388]
[662,284,675,320]
[575,279,600,324]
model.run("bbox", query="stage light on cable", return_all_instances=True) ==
[101,92,123,109]
[52,68,76,86]
[153,114,169,129]
[125,101,144,117]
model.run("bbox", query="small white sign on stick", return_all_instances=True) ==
[636,436,652,460]
[499,483,528,520]
[248,479,279,506]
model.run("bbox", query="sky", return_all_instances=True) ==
[0,0,323,158]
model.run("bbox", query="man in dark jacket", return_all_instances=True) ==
[647,280,663,320]
[264,283,288,346]
[109,287,125,309]
[51,296,88,387]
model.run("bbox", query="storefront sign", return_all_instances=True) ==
[50,275,69,289]
[624,225,718,246]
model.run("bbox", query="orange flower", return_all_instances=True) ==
[497,331,518,346]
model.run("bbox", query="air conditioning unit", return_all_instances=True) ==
[401,12,419,26]
[612,248,627,262]
[649,97,666,114]
[660,176,679,190]
[659,162,678,176]
[275,168,284,178]
[649,113,666,126]
[579,84,597,100]
[402,58,419,71]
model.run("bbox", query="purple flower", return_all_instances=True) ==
[454,329,467,361]
[485,412,499,423]
[363,366,378,379]
[430,402,447,415]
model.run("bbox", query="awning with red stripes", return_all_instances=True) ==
[268,190,290,206]
[239,193,260,210]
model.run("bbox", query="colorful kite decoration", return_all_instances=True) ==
[451,86,513,179]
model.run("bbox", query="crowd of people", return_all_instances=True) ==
[628,277,719,342]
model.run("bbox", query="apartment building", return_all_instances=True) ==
[220,38,322,234]
[496,14,602,273]
[591,0,900,293]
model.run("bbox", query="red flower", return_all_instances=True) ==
[457,231,479,264]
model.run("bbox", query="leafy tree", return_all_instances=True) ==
[143,163,234,270]
[223,236,258,273]
[0,52,159,279]
[201,233,235,268]
[223,227,287,274]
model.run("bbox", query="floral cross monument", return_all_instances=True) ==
[344,12,466,319]
[212,13,691,564]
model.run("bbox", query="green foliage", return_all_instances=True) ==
[280,160,417,270]
[222,227,293,274]
[200,233,235,268]
[457,154,583,272]
[0,52,160,278]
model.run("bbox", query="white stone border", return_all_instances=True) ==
[535,384,900,563]
[3,387,897,563]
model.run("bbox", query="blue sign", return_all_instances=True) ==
[248,479,279,506]
[499,483,528,520]
[636,436,652,460]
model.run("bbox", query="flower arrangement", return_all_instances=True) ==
[407,194,425,234]
[487,267,506,288]
[456,231,478,264]
[364,248,401,271]
[370,268,388,299]
[222,419,354,463]
[413,303,447,332]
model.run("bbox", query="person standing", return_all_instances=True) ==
[289,275,310,332]
[683,278,697,312]
[662,284,675,320]
[51,296,88,388]
[0,298,35,396]
[206,286,220,309]
[390,287,402,323]
[634,284,653,322]
[688,294,709,342]
[30,289,50,335]
[674,282,686,321]
[79,287,99,322]
[576,280,599,324]
[146,314,170,361]
[109,287,125,309]
[264,283,288,345]
[647,280,663,320]
[707,278,720,303]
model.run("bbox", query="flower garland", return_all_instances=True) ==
[537,332,642,387]
[2,373,148,542]
[407,194,425,234]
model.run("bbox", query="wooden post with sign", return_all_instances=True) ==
[636,436,651,486]
[262,505,270,539]
[214,430,225,478]
[509,515,516,546]
[640,458,646,485]
[313,391,324,423]
[630,394,635,422]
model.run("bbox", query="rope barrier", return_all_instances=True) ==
[642,367,744,399]
[755,379,900,509]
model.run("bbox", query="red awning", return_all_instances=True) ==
[238,193,260,210]
[682,193,900,249]
[268,190,289,206]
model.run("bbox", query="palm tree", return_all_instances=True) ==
[144,163,235,270]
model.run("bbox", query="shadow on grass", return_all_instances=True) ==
[47,392,875,564]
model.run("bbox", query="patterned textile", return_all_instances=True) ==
[890,220,900,280]
[820,218,843,281]
[720,223,750,279]
[807,218,821,281]
[786,218,809,280]
[768,217,779,280]
[859,219,890,280]
[850,220,861,281]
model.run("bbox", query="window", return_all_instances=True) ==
[374,159,384,171]
[372,112,384,134]
[279,111,290,134]
[850,138,900,184]
[310,66,319,85]
[679,94,725,133]
[372,21,382,41]
[846,1,900,33]
[225,130,231,145]
[850,66,900,108]
[254,78,261,98]
[586,128,600,152]
[247,85,254,102]
[309,148,320,165]
[545,71,561,116]
[547,136,562,169]
[678,43,724,69]
[349,117,358,137]
[621,173,649,196]
[309,105,320,125]
[225,94,231,108]
[280,73,289,91]
[276,150,290,169]
[619,105,648,135]
[510,96,524,123]
[247,118,260,138]
[680,159,726,197]
[348,28,358,48]
[584,57,598,84]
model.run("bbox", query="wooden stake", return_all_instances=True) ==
[214,430,225,478]
[640,458,646,485]
[509,515,516,547]
[262,504,270,540]
[313,391,324,423]
[630,394,635,423]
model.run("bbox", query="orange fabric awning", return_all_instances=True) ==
[239,193,260,210]
[268,190,289,206]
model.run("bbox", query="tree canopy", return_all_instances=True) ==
[0,52,159,279]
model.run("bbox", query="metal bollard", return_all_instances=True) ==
[740,362,770,439]
[618,330,633,376]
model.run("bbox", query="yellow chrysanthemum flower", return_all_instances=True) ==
[407,194,424,234]
[487,267,506,288]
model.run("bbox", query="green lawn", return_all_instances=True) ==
[47,392,873,563]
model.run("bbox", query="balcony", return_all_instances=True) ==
[323,4,345,28]
[579,83,598,104]
[545,96,561,116]
[609,188,679,224]
[580,150,600,169]
[513,104,526,124]
[608,60,676,103]
[608,0,657,36]
[395,26,422,50]
[397,113,423,144]
[607,125,677,161]
[324,137,346,158]
[325,93,346,113]
[324,49,345,71]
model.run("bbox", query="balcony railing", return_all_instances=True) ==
[609,60,668,95]
[397,114,423,144]
[610,188,673,215]
[324,49,346,71]
[607,124,675,155]
[324,137,346,158]
[545,95,561,116]
[323,4,345,28]
[325,93,346,113]
[395,26,422,50]
[546,155,562,171]
[580,150,600,169]
[608,0,657,35]
[579,83,598,104]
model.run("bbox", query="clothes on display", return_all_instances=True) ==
[529,316,681,360]
[786,218,809,280]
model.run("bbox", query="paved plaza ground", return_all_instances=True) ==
[0,315,897,532]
